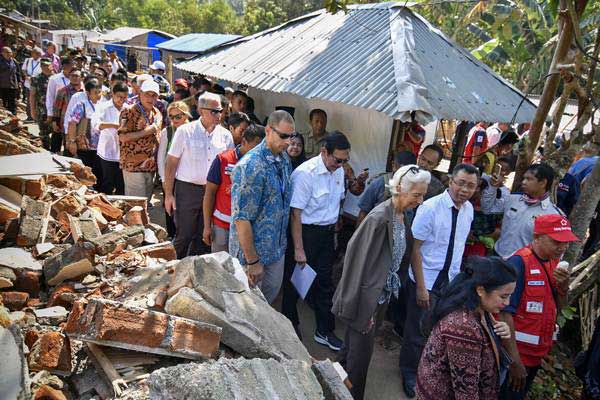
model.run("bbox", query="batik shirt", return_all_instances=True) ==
[229,139,292,266]
[53,84,82,130]
[117,101,162,173]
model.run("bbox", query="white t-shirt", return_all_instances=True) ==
[290,155,345,225]
[94,100,122,162]
[167,119,234,185]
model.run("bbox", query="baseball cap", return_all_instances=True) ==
[534,214,579,242]
[40,57,52,65]
[150,60,166,71]
[174,78,188,88]
[140,79,160,95]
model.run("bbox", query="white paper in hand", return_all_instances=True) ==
[291,263,317,300]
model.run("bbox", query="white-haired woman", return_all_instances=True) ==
[332,164,431,400]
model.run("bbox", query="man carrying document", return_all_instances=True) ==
[284,132,350,352]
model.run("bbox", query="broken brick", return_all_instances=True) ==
[33,385,67,400]
[135,242,177,261]
[28,331,72,375]
[13,270,41,297]
[125,206,144,225]
[48,283,76,308]
[43,242,95,286]
[89,225,144,256]
[16,196,50,247]
[0,291,29,311]
[65,298,221,360]
[51,193,84,218]
[67,214,101,243]
[69,162,96,186]
[24,329,40,349]
[86,195,123,221]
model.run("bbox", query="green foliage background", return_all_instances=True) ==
[3,0,598,92]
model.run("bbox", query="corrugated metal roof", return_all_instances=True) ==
[177,2,536,123]
[92,27,175,43]
[156,33,241,53]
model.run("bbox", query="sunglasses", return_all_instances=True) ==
[201,107,223,116]
[169,113,185,120]
[332,155,350,165]
[397,166,420,181]
[270,125,296,140]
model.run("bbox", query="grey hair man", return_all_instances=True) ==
[229,110,295,304]
[164,92,235,259]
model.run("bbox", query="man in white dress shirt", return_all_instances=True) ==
[164,92,234,258]
[45,57,72,123]
[399,163,478,398]
[94,82,129,195]
[284,132,349,352]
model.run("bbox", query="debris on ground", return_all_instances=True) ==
[0,105,351,399]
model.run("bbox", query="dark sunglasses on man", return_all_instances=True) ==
[201,107,223,116]
[270,125,296,140]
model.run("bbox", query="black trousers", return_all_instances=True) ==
[337,305,385,400]
[499,365,540,400]
[162,187,176,239]
[173,180,209,259]
[398,279,428,386]
[0,88,18,115]
[99,158,124,195]
[77,150,103,191]
[50,131,63,154]
[281,224,336,334]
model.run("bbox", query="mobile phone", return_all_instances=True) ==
[493,163,502,177]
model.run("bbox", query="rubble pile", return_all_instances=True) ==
[0,111,351,400]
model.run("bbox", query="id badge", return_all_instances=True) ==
[526,301,543,313]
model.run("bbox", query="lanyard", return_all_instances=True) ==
[137,102,151,125]
[87,97,95,114]
[61,76,68,87]
[29,59,39,75]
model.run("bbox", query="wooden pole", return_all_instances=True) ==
[166,54,173,90]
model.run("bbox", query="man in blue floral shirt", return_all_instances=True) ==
[229,110,295,304]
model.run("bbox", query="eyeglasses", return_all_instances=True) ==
[270,125,296,140]
[331,155,350,165]
[201,107,223,116]
[169,113,185,120]
[451,178,478,191]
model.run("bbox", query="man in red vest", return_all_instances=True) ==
[500,214,578,399]
[202,124,265,252]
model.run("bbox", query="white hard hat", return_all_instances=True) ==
[140,79,160,95]
[150,60,166,71]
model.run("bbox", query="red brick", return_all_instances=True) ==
[33,385,67,400]
[25,329,40,349]
[48,283,76,308]
[0,291,29,311]
[13,270,41,297]
[28,331,72,374]
[65,298,221,360]
[135,242,177,261]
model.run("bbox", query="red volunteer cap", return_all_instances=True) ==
[534,214,579,242]
[174,79,189,89]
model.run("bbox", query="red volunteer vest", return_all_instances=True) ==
[212,148,239,229]
[513,246,559,367]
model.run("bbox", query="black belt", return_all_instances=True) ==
[175,179,205,188]
[303,223,336,232]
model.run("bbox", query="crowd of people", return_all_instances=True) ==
[2,40,599,400]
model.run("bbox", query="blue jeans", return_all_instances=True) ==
[499,365,540,400]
